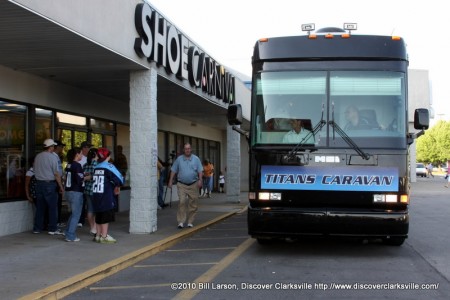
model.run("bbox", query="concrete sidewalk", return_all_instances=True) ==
[0,192,248,300]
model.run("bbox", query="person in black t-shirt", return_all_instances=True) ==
[64,147,89,242]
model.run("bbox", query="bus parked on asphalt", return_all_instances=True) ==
[228,23,429,246]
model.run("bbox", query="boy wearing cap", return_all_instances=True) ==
[92,148,124,243]
[33,139,64,235]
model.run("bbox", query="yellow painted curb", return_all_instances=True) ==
[19,209,244,300]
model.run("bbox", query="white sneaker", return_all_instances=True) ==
[178,223,184,229]
[48,229,64,235]
[93,235,101,243]
[65,238,80,242]
[100,234,117,244]
[187,223,193,228]
[77,223,83,228]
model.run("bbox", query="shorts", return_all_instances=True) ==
[95,209,115,224]
[86,194,95,213]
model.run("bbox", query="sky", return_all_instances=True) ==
[148,0,450,122]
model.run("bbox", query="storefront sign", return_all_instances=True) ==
[134,3,235,104]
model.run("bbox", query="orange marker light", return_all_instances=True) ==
[325,33,334,39]
[392,36,401,41]
[259,38,269,42]
[400,195,409,204]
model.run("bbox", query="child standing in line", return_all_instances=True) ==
[219,171,225,193]
[92,148,124,243]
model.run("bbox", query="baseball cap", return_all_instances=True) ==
[43,139,57,148]
[54,140,66,147]
[80,141,92,148]
[97,148,111,162]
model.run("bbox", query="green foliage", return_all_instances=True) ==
[417,120,450,165]
[91,133,103,148]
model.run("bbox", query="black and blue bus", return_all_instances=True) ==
[228,24,429,246]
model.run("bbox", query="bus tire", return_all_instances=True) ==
[383,237,405,246]
[256,238,273,245]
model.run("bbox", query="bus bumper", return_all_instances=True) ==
[248,207,408,239]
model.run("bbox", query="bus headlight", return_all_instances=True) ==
[385,195,397,203]
[373,194,397,203]
[259,192,282,200]
[372,194,407,204]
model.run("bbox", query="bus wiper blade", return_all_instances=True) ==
[285,120,326,161]
[328,121,370,160]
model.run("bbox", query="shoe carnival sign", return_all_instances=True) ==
[134,3,235,104]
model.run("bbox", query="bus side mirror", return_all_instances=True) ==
[414,108,429,130]
[227,104,243,125]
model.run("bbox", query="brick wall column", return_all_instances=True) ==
[129,69,158,233]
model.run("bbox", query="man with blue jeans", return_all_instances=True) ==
[33,139,64,235]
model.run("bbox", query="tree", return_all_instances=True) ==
[416,120,450,165]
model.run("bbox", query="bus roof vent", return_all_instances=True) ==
[302,23,357,38]
[316,27,345,34]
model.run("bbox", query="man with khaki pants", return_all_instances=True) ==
[168,143,203,229]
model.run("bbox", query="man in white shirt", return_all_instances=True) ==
[78,141,92,227]
[79,141,92,167]
[282,119,315,144]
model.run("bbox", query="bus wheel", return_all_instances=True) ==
[383,237,405,246]
[256,238,273,245]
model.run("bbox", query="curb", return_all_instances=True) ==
[19,208,247,300]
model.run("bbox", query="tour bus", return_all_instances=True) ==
[228,24,429,246]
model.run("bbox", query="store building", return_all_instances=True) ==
[0,0,251,237]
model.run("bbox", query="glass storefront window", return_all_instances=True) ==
[191,138,198,155]
[0,101,27,200]
[73,131,87,148]
[35,108,52,147]
[198,139,204,160]
[0,101,126,201]
[157,131,166,162]
[157,130,220,192]
[90,118,114,131]
[58,129,72,160]
[91,133,103,149]
[104,135,114,155]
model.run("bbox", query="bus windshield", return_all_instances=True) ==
[252,70,406,148]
